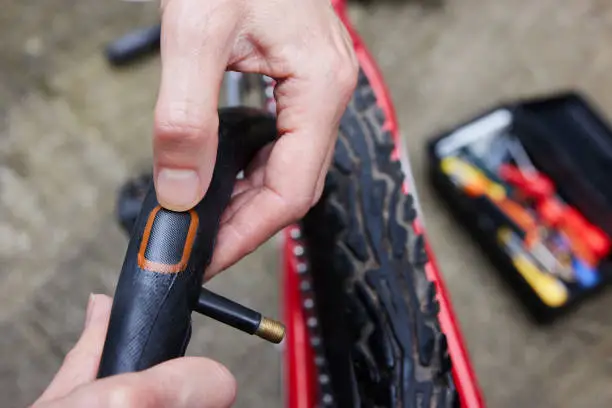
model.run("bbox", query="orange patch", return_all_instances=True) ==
[137,206,199,273]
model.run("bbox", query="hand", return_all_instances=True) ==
[154,0,358,277]
[32,295,236,408]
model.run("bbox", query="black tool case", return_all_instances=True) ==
[427,92,612,323]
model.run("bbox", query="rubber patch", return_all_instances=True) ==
[138,206,199,273]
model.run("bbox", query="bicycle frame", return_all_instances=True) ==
[281,1,484,406]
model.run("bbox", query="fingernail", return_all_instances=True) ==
[84,294,96,328]
[156,168,201,211]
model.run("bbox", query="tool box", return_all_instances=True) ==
[427,92,612,322]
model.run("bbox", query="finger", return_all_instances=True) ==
[219,142,274,225]
[242,142,275,187]
[208,136,331,277]
[219,185,260,226]
[207,41,357,275]
[207,89,347,276]
[313,140,336,202]
[42,357,236,408]
[208,186,295,277]
[215,138,333,270]
[35,294,113,404]
[154,0,238,211]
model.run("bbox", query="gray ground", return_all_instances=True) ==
[3,0,612,407]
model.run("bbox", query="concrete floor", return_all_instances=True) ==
[4,0,612,407]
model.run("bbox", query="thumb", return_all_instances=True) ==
[41,358,237,408]
[154,0,235,211]
[34,294,113,404]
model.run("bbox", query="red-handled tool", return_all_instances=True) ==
[499,164,554,201]
[500,163,611,266]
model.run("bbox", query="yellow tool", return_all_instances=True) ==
[441,156,505,200]
[441,156,539,243]
[497,228,568,307]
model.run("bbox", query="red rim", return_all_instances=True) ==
[282,2,485,406]
[283,226,316,408]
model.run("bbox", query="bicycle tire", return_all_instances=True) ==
[114,71,458,407]
[300,70,458,407]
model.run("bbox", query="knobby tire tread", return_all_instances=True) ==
[114,70,459,408]
[302,71,457,408]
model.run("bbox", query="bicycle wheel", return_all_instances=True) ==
[296,70,458,407]
[114,71,457,407]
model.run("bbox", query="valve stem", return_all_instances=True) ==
[195,288,285,344]
[255,317,286,343]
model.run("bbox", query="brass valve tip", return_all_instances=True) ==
[255,317,286,344]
